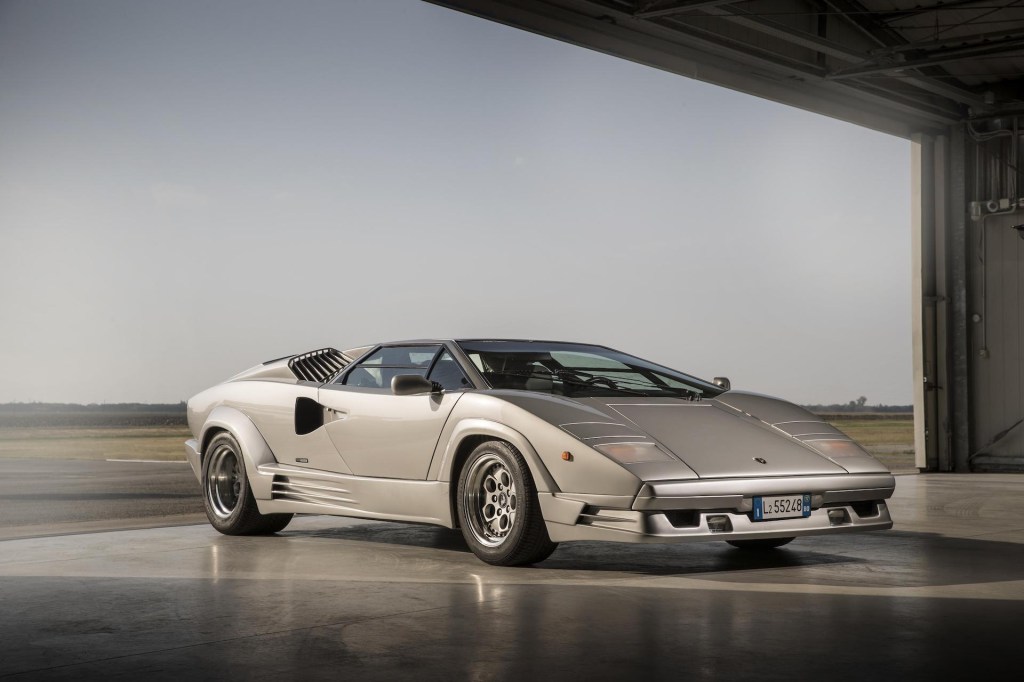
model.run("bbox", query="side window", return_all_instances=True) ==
[341,345,440,389]
[356,345,440,367]
[345,366,383,388]
[427,350,471,391]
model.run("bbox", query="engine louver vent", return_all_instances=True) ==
[288,348,348,383]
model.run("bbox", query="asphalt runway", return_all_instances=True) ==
[0,459,205,540]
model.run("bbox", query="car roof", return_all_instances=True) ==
[375,338,605,346]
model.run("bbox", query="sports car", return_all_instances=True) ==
[185,339,895,565]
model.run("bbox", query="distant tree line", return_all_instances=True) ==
[801,397,912,414]
[0,402,187,428]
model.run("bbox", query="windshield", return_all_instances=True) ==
[456,341,723,399]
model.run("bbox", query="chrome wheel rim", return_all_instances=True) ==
[464,454,518,548]
[207,443,242,519]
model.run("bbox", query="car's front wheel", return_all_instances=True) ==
[202,431,292,535]
[726,537,795,550]
[456,440,557,566]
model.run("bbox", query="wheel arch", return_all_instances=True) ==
[439,419,559,529]
[199,405,278,500]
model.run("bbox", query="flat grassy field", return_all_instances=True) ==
[0,415,916,470]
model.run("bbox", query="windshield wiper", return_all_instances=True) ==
[562,370,702,400]
[482,369,646,396]
[608,377,701,400]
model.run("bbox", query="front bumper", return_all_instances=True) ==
[184,439,202,482]
[540,472,895,544]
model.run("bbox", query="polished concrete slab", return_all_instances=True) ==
[1,473,1022,680]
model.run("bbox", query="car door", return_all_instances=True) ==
[318,344,470,479]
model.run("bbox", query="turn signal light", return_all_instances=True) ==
[561,451,574,462]
[808,439,870,459]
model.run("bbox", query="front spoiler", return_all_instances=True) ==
[633,471,896,511]
[540,472,895,544]
[544,502,892,543]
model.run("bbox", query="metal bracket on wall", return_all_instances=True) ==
[969,198,1023,221]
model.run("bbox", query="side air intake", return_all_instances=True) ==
[288,348,349,383]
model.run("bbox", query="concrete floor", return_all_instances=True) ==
[1,473,1022,681]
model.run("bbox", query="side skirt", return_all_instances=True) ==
[252,463,454,527]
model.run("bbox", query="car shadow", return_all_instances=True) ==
[284,522,859,577]
[285,523,1024,585]
[287,522,473,553]
[542,540,853,576]
[548,529,1024,585]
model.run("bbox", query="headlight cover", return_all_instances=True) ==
[594,442,675,464]
[805,439,872,459]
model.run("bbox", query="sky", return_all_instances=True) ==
[0,0,911,406]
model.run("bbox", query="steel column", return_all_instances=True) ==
[912,133,953,472]
[912,134,934,471]
[949,126,971,472]
[933,135,951,472]
[911,135,927,469]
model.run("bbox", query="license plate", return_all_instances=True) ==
[753,494,811,521]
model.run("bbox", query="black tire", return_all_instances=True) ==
[202,431,293,535]
[726,537,795,550]
[456,440,557,566]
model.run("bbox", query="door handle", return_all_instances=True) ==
[325,407,348,421]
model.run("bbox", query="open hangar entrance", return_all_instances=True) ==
[430,0,1024,473]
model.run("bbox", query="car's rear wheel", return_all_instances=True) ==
[456,440,557,566]
[202,431,292,535]
[726,537,795,550]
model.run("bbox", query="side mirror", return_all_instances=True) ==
[713,377,731,391]
[391,374,438,396]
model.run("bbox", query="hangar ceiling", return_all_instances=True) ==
[429,0,1024,138]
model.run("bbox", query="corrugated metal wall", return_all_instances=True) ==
[966,122,1024,472]
[969,210,1024,470]
[916,122,1024,472]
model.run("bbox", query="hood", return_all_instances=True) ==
[489,390,883,479]
[577,396,849,479]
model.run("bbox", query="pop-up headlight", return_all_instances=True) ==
[594,442,674,464]
[806,439,871,459]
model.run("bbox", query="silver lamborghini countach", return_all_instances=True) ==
[185,340,894,566]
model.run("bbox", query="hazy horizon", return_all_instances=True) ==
[0,0,911,406]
